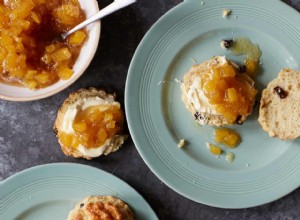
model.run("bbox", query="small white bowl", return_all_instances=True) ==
[0,0,101,101]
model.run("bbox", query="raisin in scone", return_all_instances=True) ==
[54,88,128,160]
[181,56,257,126]
[258,68,300,140]
[67,196,134,220]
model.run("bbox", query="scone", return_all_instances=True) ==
[54,88,128,160]
[181,56,257,126]
[258,68,300,140]
[67,196,134,220]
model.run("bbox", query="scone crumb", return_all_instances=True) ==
[225,152,235,163]
[177,139,186,148]
[157,80,166,86]
[191,58,197,64]
[222,9,231,18]
[175,78,182,84]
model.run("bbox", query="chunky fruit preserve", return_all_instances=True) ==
[59,104,124,149]
[0,0,87,89]
[203,62,257,124]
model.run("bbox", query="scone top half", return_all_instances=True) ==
[54,88,128,160]
[181,56,257,126]
[67,195,135,220]
[258,68,300,140]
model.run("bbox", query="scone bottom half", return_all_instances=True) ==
[258,68,300,140]
[53,88,128,160]
[67,195,135,220]
[181,56,258,127]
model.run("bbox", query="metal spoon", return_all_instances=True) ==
[61,0,136,40]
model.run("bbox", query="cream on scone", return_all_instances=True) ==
[258,68,300,140]
[54,88,128,160]
[181,56,257,126]
[67,196,134,220]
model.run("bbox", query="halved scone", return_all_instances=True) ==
[258,68,300,140]
[181,56,257,126]
[54,88,128,160]
[67,196,134,220]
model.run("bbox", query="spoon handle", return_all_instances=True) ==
[62,0,136,39]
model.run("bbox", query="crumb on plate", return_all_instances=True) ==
[223,9,231,18]
[177,139,186,148]
[226,152,235,163]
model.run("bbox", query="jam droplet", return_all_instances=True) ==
[274,86,287,99]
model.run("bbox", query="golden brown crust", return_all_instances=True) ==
[67,196,134,220]
[258,68,300,140]
[53,88,128,159]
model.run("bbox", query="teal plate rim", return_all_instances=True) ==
[0,163,158,219]
[125,0,300,209]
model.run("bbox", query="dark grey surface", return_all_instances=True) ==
[1,0,300,219]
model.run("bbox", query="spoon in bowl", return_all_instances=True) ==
[61,0,136,40]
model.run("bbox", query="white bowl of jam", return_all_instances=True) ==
[0,0,100,101]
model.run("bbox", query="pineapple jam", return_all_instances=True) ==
[0,0,87,89]
[58,98,125,156]
[202,57,257,124]
[214,128,240,148]
[221,37,262,78]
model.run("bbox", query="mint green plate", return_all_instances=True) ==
[125,0,300,208]
[0,163,157,219]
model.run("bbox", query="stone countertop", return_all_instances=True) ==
[1,0,300,219]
